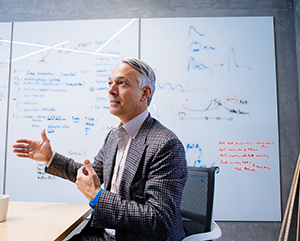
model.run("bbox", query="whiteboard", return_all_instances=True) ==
[141,17,280,221]
[6,19,139,202]
[0,23,11,194]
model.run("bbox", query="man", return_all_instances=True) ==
[13,58,188,241]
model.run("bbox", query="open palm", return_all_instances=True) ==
[12,129,53,163]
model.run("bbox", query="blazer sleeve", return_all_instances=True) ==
[45,152,83,182]
[45,130,113,183]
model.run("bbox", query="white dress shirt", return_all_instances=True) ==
[110,109,148,194]
[105,109,149,238]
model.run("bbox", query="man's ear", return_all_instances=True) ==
[140,86,151,103]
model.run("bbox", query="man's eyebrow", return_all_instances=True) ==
[108,76,128,81]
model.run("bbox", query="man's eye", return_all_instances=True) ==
[120,81,126,85]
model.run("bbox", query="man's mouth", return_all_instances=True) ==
[110,100,121,105]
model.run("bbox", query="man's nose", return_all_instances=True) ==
[108,83,117,95]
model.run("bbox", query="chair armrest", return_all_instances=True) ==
[182,221,222,241]
[181,209,206,224]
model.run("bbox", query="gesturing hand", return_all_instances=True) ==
[12,128,53,163]
[76,159,101,201]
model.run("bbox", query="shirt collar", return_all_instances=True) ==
[116,109,148,139]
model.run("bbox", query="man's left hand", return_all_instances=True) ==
[76,159,101,201]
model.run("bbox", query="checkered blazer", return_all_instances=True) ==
[46,114,188,241]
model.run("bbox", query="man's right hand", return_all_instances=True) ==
[12,128,53,163]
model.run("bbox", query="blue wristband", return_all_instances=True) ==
[89,189,103,209]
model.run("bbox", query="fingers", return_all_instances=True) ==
[12,143,30,157]
[84,159,91,165]
[76,161,101,201]
[12,143,29,156]
[77,160,93,177]
[15,139,31,144]
[77,165,88,177]
[83,160,101,188]
[41,129,49,142]
[13,148,29,154]
[77,167,83,177]
[13,136,32,155]
[15,153,30,158]
[77,160,99,184]
[12,143,29,149]
[82,166,89,176]
[83,159,94,173]
[13,129,48,146]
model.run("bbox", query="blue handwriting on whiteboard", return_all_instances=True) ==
[85,116,96,135]
[228,47,252,71]
[189,41,215,52]
[187,57,209,71]
[155,69,185,93]
[72,116,80,123]
[97,87,109,91]
[61,71,77,77]
[188,26,252,73]
[42,107,56,112]
[37,71,54,76]
[189,26,204,37]
[185,143,203,167]
[189,41,202,52]
[65,82,84,87]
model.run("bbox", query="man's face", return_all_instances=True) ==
[108,63,150,124]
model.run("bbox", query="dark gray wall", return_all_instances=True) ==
[295,0,300,121]
[1,0,299,240]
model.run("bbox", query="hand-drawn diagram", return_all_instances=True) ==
[151,22,253,125]
[142,17,280,221]
[186,142,216,167]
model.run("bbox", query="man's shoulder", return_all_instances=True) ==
[143,115,181,142]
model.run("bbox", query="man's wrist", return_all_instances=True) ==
[89,189,103,209]
[46,151,56,167]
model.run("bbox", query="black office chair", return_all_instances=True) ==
[181,166,222,241]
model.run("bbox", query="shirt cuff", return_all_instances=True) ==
[46,151,56,167]
[89,189,103,209]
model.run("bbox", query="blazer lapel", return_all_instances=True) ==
[103,131,118,190]
[118,115,153,199]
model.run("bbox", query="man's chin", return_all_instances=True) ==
[109,108,120,117]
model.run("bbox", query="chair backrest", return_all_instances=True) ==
[181,166,219,235]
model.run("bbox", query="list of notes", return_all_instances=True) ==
[219,141,274,172]
[5,19,139,203]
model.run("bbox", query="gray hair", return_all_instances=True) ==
[122,57,156,106]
